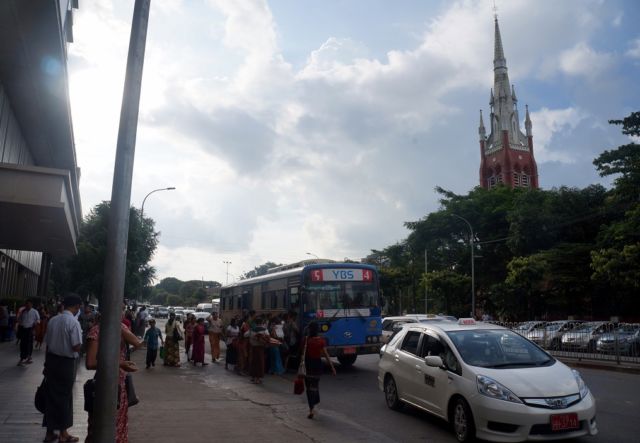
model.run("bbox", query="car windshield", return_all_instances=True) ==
[575,323,598,332]
[305,282,379,310]
[545,322,564,331]
[514,321,536,331]
[447,329,553,368]
[616,325,639,334]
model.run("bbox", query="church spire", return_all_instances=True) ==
[525,104,532,137]
[492,15,514,134]
[494,16,506,66]
[478,13,539,190]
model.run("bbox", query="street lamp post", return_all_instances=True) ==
[223,260,232,284]
[141,187,176,217]
[306,252,319,259]
[452,214,475,319]
[138,187,175,303]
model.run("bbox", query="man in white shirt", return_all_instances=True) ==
[42,294,83,443]
[16,300,40,366]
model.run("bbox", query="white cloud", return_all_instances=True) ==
[626,37,640,59]
[530,107,587,163]
[67,0,636,283]
[558,43,614,79]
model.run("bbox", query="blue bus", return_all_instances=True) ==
[219,261,383,366]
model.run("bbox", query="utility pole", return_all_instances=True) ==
[94,2,151,442]
[424,249,428,314]
[223,260,232,284]
[452,214,475,319]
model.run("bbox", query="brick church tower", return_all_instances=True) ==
[479,17,539,189]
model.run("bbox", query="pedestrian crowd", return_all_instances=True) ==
[8,298,338,442]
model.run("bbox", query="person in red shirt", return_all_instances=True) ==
[302,321,336,419]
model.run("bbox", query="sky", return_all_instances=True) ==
[67,0,640,285]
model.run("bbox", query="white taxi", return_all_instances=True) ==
[378,319,597,442]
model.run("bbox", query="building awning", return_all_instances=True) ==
[0,164,79,256]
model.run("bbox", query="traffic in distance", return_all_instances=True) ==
[134,260,634,442]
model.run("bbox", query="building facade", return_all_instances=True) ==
[479,17,539,190]
[0,0,81,299]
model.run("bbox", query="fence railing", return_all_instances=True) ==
[485,321,640,365]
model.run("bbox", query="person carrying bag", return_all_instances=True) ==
[300,321,336,419]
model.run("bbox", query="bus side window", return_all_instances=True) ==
[290,292,299,310]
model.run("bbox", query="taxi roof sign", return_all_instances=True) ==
[458,318,477,326]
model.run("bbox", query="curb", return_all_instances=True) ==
[559,358,640,375]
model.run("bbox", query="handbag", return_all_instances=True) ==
[159,346,165,359]
[35,378,46,413]
[293,376,305,395]
[125,373,139,407]
[297,337,308,377]
[83,374,138,413]
[173,326,183,341]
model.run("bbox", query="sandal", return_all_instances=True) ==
[59,436,79,442]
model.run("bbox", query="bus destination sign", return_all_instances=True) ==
[310,268,373,282]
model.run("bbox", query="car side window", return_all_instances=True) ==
[400,331,421,356]
[420,334,444,358]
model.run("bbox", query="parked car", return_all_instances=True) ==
[156,307,169,318]
[193,311,211,327]
[378,318,597,442]
[381,316,419,344]
[513,320,547,336]
[173,310,185,322]
[527,320,584,350]
[596,324,640,356]
[561,321,615,352]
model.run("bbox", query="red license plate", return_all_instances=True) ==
[342,347,356,354]
[550,413,579,431]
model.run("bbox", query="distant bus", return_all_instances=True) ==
[196,302,218,313]
[219,261,383,366]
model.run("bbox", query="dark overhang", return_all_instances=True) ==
[0,164,79,256]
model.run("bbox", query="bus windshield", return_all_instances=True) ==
[305,282,379,310]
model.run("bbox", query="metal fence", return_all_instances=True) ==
[487,321,640,365]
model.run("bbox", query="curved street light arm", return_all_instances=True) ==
[141,187,176,217]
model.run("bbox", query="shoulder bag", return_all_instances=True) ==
[297,336,308,377]
[35,378,46,413]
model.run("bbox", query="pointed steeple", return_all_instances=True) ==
[494,16,506,67]
[511,84,517,104]
[525,104,532,137]
[492,16,514,135]
[479,110,486,141]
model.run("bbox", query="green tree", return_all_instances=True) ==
[241,262,281,279]
[50,201,159,302]
[157,277,183,294]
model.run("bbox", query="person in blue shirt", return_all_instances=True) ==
[143,319,164,369]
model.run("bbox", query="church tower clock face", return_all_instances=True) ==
[478,16,539,190]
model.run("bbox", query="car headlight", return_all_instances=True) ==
[572,369,590,399]
[476,375,522,404]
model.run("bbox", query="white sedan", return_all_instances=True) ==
[378,319,597,442]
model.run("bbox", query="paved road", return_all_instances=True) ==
[321,354,640,442]
[2,318,638,443]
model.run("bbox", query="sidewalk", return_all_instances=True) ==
[2,337,639,443]
[0,340,89,443]
[0,339,388,443]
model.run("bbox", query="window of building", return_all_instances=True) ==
[513,172,520,186]
[521,174,529,187]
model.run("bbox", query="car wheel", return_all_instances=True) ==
[384,375,403,411]
[452,397,476,443]
[337,354,357,366]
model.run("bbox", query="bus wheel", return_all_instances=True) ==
[337,354,357,366]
